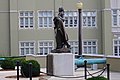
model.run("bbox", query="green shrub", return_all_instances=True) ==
[21,60,40,77]
[0,58,5,65]
[0,57,25,66]
[1,59,15,70]
[87,76,108,80]
[12,58,25,66]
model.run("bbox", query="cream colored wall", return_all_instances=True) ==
[9,0,56,56]
[107,56,120,72]
[102,5,113,55]
[9,0,103,56]
[10,12,19,56]
[0,0,10,56]
[26,55,46,68]
[0,0,113,56]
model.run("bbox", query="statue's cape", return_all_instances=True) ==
[54,17,69,41]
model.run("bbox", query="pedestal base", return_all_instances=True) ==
[47,53,74,76]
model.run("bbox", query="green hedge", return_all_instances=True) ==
[87,76,108,80]
[12,58,25,65]
[0,57,25,70]
[1,59,15,70]
[21,60,40,77]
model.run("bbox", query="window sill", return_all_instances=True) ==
[107,55,120,58]
[82,54,105,57]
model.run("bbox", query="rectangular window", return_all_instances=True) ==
[83,17,87,26]
[19,11,34,29]
[83,40,97,54]
[113,15,117,25]
[92,17,96,26]
[38,11,53,28]
[112,9,120,26]
[69,41,78,55]
[113,39,120,56]
[82,11,97,28]
[69,40,97,55]
[88,17,91,26]
[38,41,53,55]
[112,9,118,26]
[19,41,35,55]
[64,11,78,28]
[65,17,69,27]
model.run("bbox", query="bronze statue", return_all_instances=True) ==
[51,7,71,53]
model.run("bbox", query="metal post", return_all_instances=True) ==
[84,60,87,79]
[78,9,82,56]
[107,64,110,80]
[17,61,19,80]
[29,63,32,80]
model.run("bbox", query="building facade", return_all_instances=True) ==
[0,0,119,57]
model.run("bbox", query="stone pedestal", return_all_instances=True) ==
[47,53,74,76]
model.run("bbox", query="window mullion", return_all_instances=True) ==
[90,17,92,27]
[72,17,74,27]
[117,10,119,26]
[91,46,93,54]
[47,47,49,54]
[86,16,88,27]
[28,48,30,54]
[24,48,26,55]
[23,18,25,28]
[116,41,118,55]
[117,14,118,26]
[73,47,75,54]
[24,45,25,55]
[28,17,30,28]
[95,16,96,26]
[119,14,120,26]
[42,47,44,55]
[87,46,88,54]
[47,17,49,27]
[118,10,119,26]
[41,17,43,27]
[43,17,45,27]
[68,17,70,27]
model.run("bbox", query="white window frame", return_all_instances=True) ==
[19,11,35,29]
[113,39,120,56]
[112,9,120,27]
[68,40,98,55]
[37,10,54,29]
[37,40,54,56]
[68,40,78,55]
[82,11,97,28]
[19,41,35,56]
[64,11,78,28]
[83,39,98,54]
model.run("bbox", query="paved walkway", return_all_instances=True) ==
[0,68,120,80]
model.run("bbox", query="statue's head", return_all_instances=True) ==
[59,7,64,13]
[58,7,64,18]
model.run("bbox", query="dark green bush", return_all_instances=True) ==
[0,56,25,67]
[87,76,108,80]
[0,58,5,65]
[21,60,40,77]
[12,57,25,66]
[1,59,15,70]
